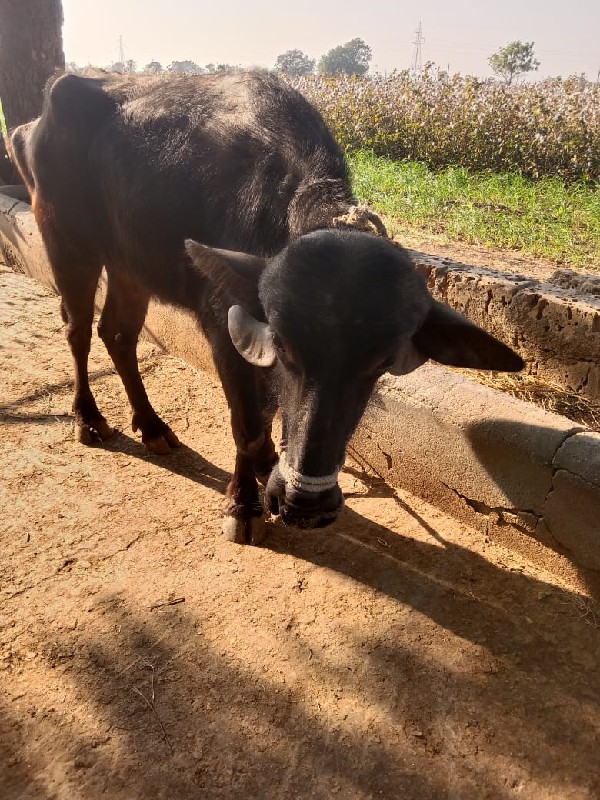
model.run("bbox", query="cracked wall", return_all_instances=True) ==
[352,369,600,574]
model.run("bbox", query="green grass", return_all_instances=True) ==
[349,150,600,271]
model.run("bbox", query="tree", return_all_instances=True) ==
[144,61,164,75]
[318,38,372,77]
[0,0,65,183]
[205,63,238,73]
[167,61,203,75]
[125,59,137,74]
[488,41,540,85]
[274,49,315,77]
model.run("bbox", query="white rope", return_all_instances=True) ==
[278,451,339,493]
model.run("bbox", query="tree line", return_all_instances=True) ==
[73,39,540,86]
[84,60,241,76]
[66,38,374,79]
[273,40,540,83]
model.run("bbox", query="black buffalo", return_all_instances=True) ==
[10,70,523,543]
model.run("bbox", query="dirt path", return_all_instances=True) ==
[1,264,600,800]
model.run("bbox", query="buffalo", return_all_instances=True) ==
[10,70,523,543]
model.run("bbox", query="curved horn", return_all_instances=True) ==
[227,305,277,368]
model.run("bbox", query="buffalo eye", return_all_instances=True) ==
[271,332,301,373]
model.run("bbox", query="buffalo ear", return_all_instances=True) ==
[227,305,277,368]
[411,300,524,372]
[185,239,266,307]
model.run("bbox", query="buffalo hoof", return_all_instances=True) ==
[222,512,267,545]
[142,425,181,455]
[76,418,115,445]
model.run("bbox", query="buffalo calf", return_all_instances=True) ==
[10,71,523,542]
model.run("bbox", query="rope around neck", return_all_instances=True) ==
[332,204,389,238]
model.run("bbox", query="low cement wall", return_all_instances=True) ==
[2,193,599,584]
[411,252,600,403]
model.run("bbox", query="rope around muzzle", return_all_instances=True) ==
[332,204,389,239]
[277,451,340,494]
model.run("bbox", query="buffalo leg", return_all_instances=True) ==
[98,269,180,454]
[209,330,277,544]
[55,262,114,444]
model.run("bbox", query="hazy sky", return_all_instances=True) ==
[62,0,599,79]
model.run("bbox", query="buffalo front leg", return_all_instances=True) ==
[221,451,267,545]
[98,269,181,454]
[211,333,278,544]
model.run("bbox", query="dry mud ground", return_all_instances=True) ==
[1,263,600,800]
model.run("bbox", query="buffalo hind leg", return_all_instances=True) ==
[210,331,278,544]
[57,264,115,445]
[98,269,180,454]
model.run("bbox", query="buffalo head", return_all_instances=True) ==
[186,229,523,529]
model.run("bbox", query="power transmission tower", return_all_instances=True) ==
[118,35,125,66]
[411,22,424,76]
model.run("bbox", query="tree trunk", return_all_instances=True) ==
[0,0,64,183]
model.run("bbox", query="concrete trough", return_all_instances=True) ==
[2,192,599,581]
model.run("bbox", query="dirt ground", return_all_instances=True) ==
[1,262,600,800]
